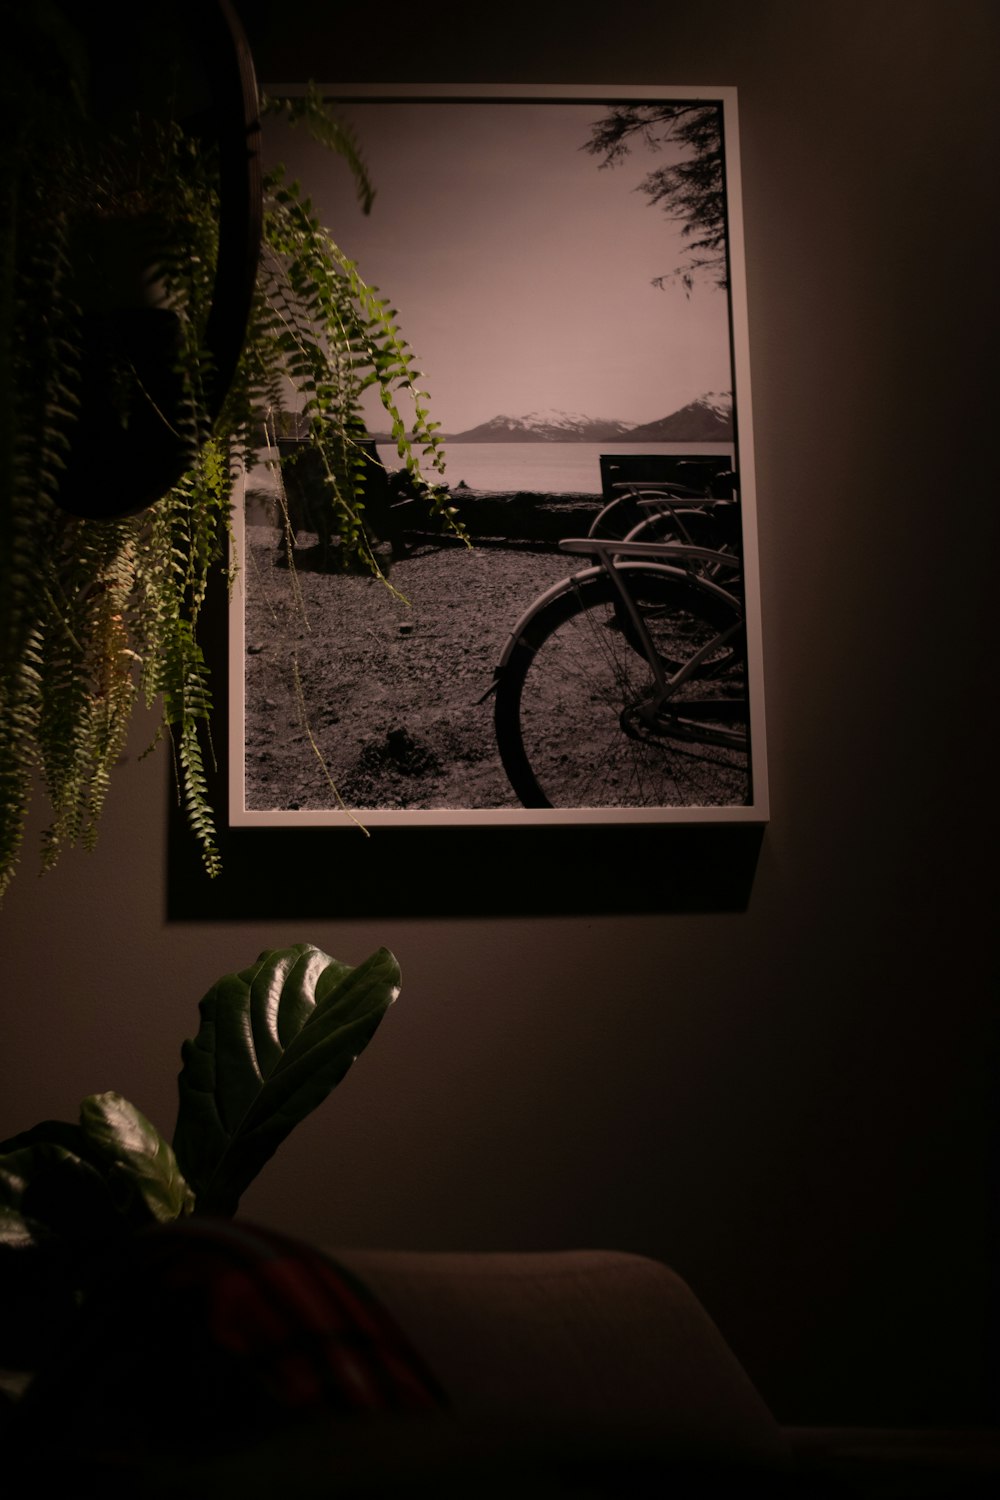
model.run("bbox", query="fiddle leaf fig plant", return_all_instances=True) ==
[173,942,401,1216]
[0,1096,195,1253]
[0,941,399,1363]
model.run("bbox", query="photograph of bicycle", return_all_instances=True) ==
[491,481,749,810]
[232,86,767,828]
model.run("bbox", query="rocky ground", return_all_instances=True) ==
[243,527,573,811]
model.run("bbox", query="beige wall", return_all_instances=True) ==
[1,1,996,1426]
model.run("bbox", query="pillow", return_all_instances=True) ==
[13,1218,445,1467]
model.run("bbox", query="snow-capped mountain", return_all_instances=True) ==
[625,392,733,442]
[447,394,732,443]
[449,409,635,443]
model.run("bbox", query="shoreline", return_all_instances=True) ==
[445,488,603,545]
[245,477,606,546]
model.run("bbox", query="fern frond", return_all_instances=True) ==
[262,86,376,216]
[1,80,461,896]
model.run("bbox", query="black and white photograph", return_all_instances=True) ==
[232,84,767,826]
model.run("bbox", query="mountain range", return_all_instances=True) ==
[444,392,733,444]
[446,409,635,444]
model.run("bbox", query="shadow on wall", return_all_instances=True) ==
[168,814,765,920]
[172,539,765,920]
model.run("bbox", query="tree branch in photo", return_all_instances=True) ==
[583,103,727,293]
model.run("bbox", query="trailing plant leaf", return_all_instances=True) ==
[250,168,458,559]
[173,942,400,1217]
[1,64,460,898]
[261,85,376,216]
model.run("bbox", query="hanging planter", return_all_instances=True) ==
[0,8,458,898]
[52,0,263,518]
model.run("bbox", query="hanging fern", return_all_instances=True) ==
[0,57,461,900]
[250,163,453,574]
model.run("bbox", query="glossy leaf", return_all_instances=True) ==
[0,1096,194,1252]
[79,1092,195,1224]
[0,1121,122,1250]
[173,942,400,1216]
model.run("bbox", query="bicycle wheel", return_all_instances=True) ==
[495,566,749,810]
[626,497,743,552]
[624,505,718,550]
[588,488,702,541]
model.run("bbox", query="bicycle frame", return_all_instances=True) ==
[557,539,745,714]
[567,535,743,579]
[589,476,739,542]
[491,540,744,721]
[628,493,741,537]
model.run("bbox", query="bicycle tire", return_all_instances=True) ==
[588,488,703,541]
[622,506,741,586]
[494,566,749,810]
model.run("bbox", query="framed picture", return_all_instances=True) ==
[230,83,767,830]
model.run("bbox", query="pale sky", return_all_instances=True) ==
[266,98,733,435]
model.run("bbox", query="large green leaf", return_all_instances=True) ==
[172,942,400,1216]
[0,1100,193,1366]
[0,1095,193,1251]
[0,1122,120,1250]
[79,1092,195,1224]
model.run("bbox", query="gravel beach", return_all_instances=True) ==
[243,526,573,811]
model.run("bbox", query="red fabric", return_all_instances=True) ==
[133,1218,446,1416]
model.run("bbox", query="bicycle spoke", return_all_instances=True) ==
[495,567,750,809]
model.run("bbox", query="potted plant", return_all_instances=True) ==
[0,940,401,1375]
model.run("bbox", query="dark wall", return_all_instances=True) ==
[0,0,996,1428]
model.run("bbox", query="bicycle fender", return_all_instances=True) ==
[493,566,606,671]
[492,562,741,673]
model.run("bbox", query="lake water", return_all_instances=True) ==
[374,440,735,495]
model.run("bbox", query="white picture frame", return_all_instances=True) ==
[230,83,767,829]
